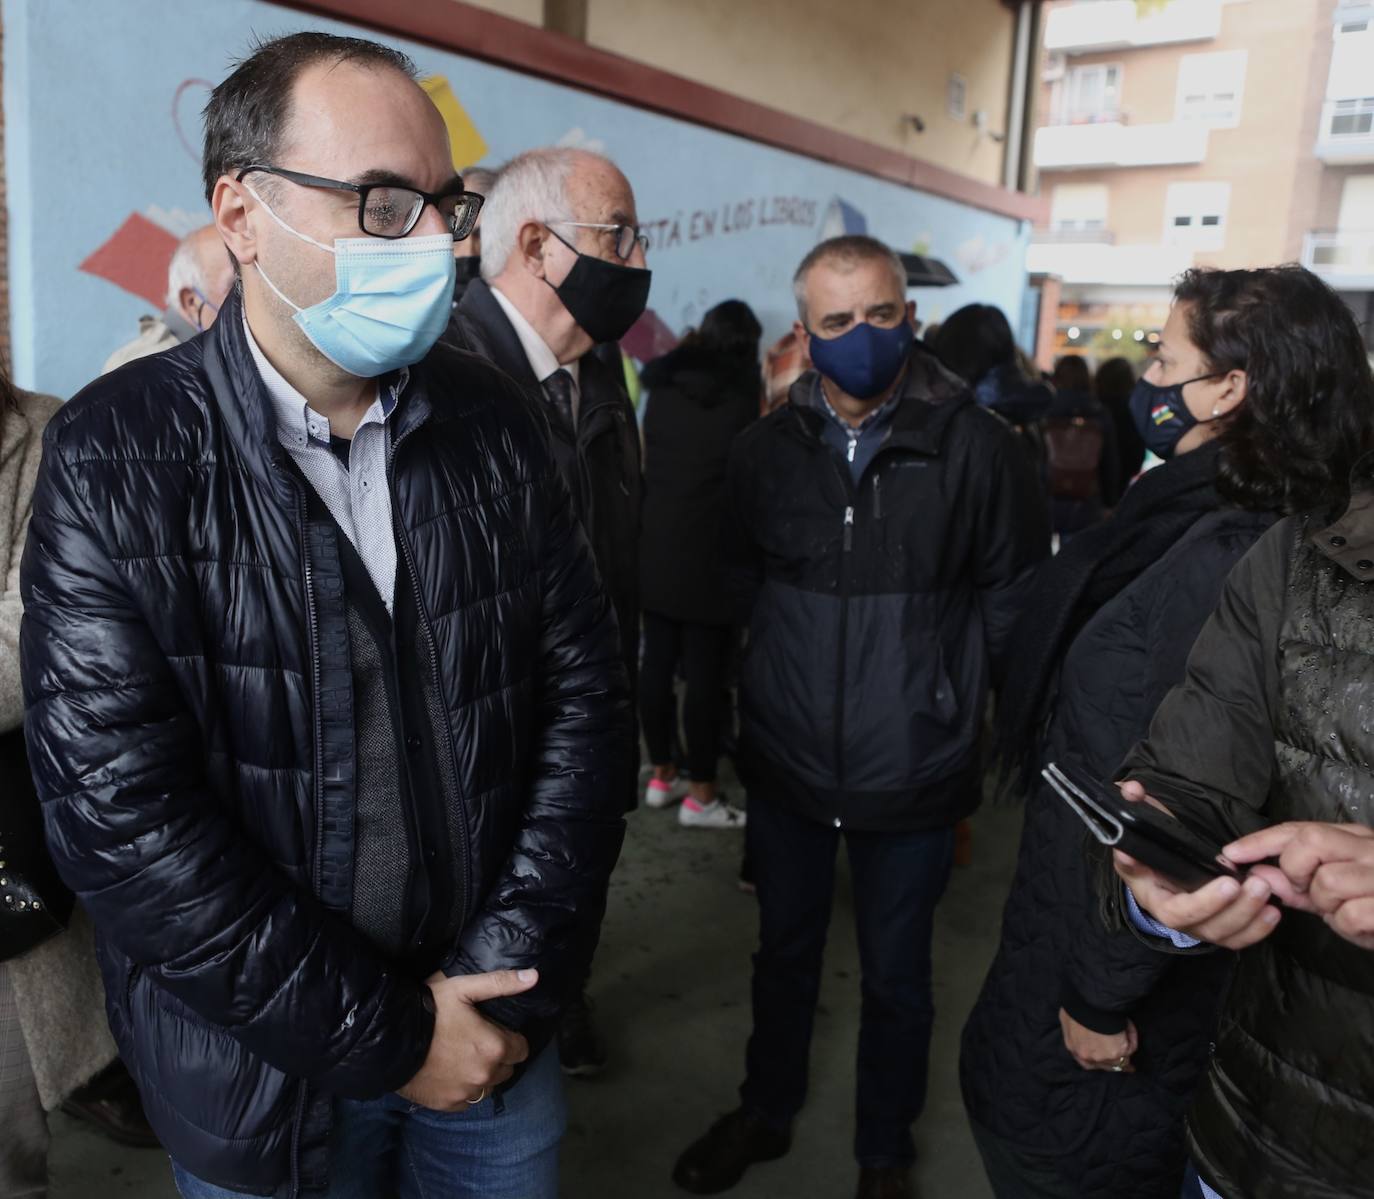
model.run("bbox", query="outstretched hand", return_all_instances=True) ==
[1224,821,1374,950]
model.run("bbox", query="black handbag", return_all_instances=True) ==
[0,726,74,962]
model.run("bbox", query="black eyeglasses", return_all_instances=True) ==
[236,165,484,241]
[546,220,650,261]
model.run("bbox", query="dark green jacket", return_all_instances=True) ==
[1122,491,1374,1199]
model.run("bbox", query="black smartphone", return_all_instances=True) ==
[1042,761,1246,892]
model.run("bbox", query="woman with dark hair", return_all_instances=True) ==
[930,303,1052,428]
[638,300,761,829]
[1094,356,1145,504]
[961,265,1374,1198]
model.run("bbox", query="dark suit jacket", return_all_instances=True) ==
[443,278,643,700]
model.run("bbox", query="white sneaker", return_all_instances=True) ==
[644,775,691,809]
[678,797,747,829]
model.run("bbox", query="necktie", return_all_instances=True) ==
[542,368,575,432]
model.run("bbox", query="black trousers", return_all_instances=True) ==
[638,611,733,783]
[739,791,955,1166]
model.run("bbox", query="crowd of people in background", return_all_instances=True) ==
[2,25,1374,1199]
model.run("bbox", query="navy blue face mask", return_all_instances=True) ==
[1129,372,1222,460]
[807,319,914,400]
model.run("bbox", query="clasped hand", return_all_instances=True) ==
[396,969,538,1111]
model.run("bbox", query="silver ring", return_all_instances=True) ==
[1109,1064,1125,1073]
[467,1087,486,1106]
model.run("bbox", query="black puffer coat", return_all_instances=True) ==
[19,293,632,1196]
[639,343,758,626]
[725,347,1048,831]
[1124,501,1374,1199]
[962,507,1274,1198]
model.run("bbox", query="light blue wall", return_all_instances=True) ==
[3,0,1030,399]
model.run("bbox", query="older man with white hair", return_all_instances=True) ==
[102,224,235,372]
[446,146,649,1077]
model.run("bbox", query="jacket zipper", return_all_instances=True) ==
[826,448,858,829]
[835,503,854,828]
[271,461,320,1199]
[872,474,883,521]
[387,430,472,937]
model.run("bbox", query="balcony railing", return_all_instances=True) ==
[1034,120,1210,170]
[1044,0,1222,55]
[1026,238,1194,287]
[1031,228,1117,245]
[1303,230,1374,287]
[1044,111,1125,128]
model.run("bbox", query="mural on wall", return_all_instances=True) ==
[3,0,1028,400]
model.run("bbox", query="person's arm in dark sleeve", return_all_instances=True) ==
[1061,536,1259,1022]
[720,435,765,627]
[19,444,433,1097]
[971,415,1052,674]
[444,461,631,1039]
[1117,520,1291,846]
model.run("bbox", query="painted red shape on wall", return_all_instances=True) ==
[79,213,180,308]
[620,308,679,364]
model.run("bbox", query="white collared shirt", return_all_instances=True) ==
[489,284,582,422]
[243,316,404,611]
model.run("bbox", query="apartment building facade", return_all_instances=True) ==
[1027,0,1371,365]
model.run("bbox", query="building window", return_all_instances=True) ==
[1176,50,1248,127]
[1331,97,1374,137]
[1049,183,1109,235]
[1055,63,1122,125]
[1165,182,1231,251]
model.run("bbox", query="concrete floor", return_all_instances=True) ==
[47,786,1020,1199]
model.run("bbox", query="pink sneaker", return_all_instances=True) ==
[644,775,691,809]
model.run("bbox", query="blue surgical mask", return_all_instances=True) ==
[1129,373,1222,460]
[248,185,456,378]
[807,319,914,400]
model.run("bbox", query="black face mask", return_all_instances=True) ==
[1129,372,1223,460]
[545,230,652,344]
[453,256,482,285]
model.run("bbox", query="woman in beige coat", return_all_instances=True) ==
[1,374,128,1196]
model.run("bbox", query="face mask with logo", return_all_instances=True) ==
[807,319,914,400]
[545,229,651,344]
[247,185,456,378]
[1129,373,1223,460]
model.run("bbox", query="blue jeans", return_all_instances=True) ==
[739,792,956,1167]
[172,1044,565,1198]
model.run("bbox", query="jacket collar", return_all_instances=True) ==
[453,278,542,394]
[203,288,432,506]
[454,277,625,428]
[783,343,971,457]
[1310,478,1374,581]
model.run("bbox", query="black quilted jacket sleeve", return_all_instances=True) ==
[20,441,434,1098]
[968,409,1052,675]
[444,457,632,1037]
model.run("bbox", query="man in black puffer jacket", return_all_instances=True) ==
[19,33,630,1199]
[673,236,1048,1199]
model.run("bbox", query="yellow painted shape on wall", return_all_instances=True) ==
[420,75,488,170]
